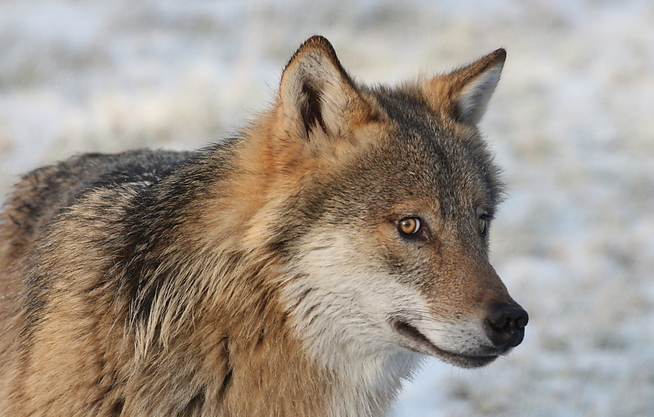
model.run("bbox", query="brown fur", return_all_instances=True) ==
[0,36,526,416]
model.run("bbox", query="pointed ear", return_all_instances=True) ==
[277,36,367,140]
[423,48,506,125]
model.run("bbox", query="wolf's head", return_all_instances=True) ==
[244,36,527,370]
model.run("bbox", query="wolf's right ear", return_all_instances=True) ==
[277,36,370,141]
[423,49,506,126]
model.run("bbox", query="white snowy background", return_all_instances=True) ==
[1,1,653,416]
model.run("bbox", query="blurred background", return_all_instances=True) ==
[1,0,653,415]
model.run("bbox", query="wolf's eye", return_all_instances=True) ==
[479,216,489,237]
[398,218,421,236]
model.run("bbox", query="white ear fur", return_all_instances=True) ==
[423,48,506,126]
[456,62,504,125]
[279,36,356,139]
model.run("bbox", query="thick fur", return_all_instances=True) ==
[0,36,527,416]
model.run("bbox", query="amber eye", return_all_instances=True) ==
[398,218,422,236]
[479,216,489,237]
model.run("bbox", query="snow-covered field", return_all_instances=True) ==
[1,0,653,415]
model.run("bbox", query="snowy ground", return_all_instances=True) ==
[1,1,653,416]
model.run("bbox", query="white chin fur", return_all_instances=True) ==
[280,231,496,364]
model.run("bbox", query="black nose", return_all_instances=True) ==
[485,304,528,350]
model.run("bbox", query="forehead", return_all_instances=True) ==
[341,87,504,216]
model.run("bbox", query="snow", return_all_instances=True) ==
[1,0,653,415]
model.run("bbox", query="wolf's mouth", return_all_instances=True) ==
[392,319,498,368]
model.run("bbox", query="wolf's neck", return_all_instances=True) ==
[279,290,423,416]
[319,344,422,417]
[199,301,421,417]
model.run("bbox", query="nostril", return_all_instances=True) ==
[488,305,527,329]
[486,304,528,349]
[515,309,529,330]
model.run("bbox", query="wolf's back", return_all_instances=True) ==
[1,149,192,245]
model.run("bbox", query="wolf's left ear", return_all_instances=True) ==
[277,36,369,140]
[423,49,506,125]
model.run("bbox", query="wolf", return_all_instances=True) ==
[0,36,527,416]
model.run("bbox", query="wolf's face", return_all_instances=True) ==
[263,37,527,370]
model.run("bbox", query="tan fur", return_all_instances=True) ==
[0,36,526,416]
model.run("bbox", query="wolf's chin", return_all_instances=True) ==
[392,320,498,368]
